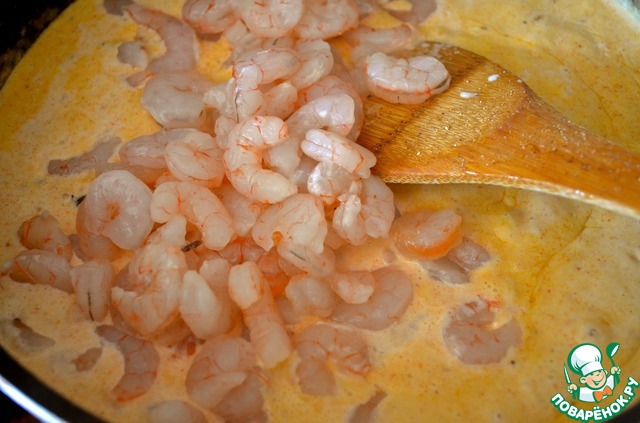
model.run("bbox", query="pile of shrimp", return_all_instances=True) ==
[1,0,520,421]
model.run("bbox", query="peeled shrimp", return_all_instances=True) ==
[124,4,198,73]
[179,268,236,339]
[289,40,334,89]
[148,400,207,423]
[233,48,302,120]
[141,71,214,129]
[111,242,187,336]
[150,181,236,251]
[70,260,115,321]
[331,267,413,330]
[237,0,303,38]
[82,170,153,250]
[285,273,337,317]
[47,137,120,176]
[223,116,298,204]
[307,162,356,205]
[18,211,72,261]
[185,335,259,411]
[214,182,266,237]
[74,201,121,261]
[392,209,462,260]
[364,52,451,104]
[164,129,225,187]
[442,299,522,364]
[302,128,376,179]
[277,243,336,277]
[328,271,375,305]
[251,193,327,254]
[294,0,358,40]
[182,0,237,35]
[294,322,371,395]
[2,249,72,293]
[344,23,415,64]
[228,262,292,368]
[117,41,149,69]
[96,324,160,402]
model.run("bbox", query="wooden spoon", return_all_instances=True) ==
[358,41,640,218]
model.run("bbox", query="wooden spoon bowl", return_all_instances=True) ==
[358,41,640,218]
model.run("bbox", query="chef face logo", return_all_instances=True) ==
[549,342,639,422]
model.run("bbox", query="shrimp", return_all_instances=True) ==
[233,48,302,120]
[111,242,187,336]
[18,211,72,261]
[237,0,303,38]
[382,0,437,24]
[251,193,327,254]
[442,298,522,364]
[302,128,376,179]
[47,137,120,176]
[277,243,336,277]
[150,181,236,251]
[179,269,236,339]
[70,260,115,321]
[364,52,451,104]
[73,202,121,261]
[263,81,298,119]
[294,0,359,40]
[228,262,292,368]
[360,175,395,239]
[148,400,207,423]
[328,271,375,305]
[294,322,371,395]
[266,93,357,177]
[332,180,367,245]
[214,182,267,237]
[124,4,198,73]
[82,170,153,250]
[349,390,387,423]
[185,335,259,410]
[182,0,237,35]
[117,41,149,69]
[95,324,160,402]
[331,267,413,330]
[285,273,337,317]
[145,215,188,247]
[343,23,416,63]
[296,76,363,140]
[223,116,298,204]
[392,209,463,260]
[118,130,170,184]
[289,40,334,89]
[141,71,214,129]
[307,162,355,205]
[164,128,225,187]
[447,237,492,272]
[2,249,72,293]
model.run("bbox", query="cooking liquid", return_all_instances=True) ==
[0,0,639,421]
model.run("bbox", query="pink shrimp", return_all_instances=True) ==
[442,298,522,364]
[124,4,198,73]
[343,23,416,63]
[2,249,72,293]
[70,260,115,321]
[214,182,267,237]
[182,0,238,35]
[164,128,225,187]
[96,324,160,402]
[223,116,298,204]
[294,322,371,395]
[237,0,303,38]
[392,209,463,260]
[18,211,72,261]
[82,170,153,250]
[111,242,188,336]
[364,52,451,104]
[302,128,376,179]
[285,273,338,318]
[47,137,120,176]
[228,262,292,368]
[289,40,334,89]
[150,181,236,251]
[117,41,149,69]
[349,390,387,423]
[331,267,413,330]
[294,0,359,40]
[251,193,327,254]
[148,400,207,423]
[328,271,375,305]
[185,336,261,411]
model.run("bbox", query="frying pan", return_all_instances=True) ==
[0,2,639,422]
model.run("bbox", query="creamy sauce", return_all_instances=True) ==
[0,1,639,422]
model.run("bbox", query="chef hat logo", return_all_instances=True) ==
[568,343,604,377]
